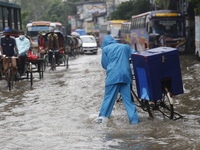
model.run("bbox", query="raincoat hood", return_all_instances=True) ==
[101,35,117,49]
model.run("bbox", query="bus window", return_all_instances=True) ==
[0,6,2,30]
[11,8,14,29]
[152,20,183,37]
[3,7,8,27]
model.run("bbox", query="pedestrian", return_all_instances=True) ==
[98,35,140,124]
[158,33,166,46]
[15,30,30,75]
[153,34,160,48]
[38,33,45,47]
[0,27,19,83]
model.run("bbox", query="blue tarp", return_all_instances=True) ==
[75,29,86,35]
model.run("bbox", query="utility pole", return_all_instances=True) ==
[113,0,115,11]
[64,0,73,35]
[64,1,68,35]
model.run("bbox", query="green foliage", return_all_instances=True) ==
[133,0,152,14]
[189,0,200,15]
[18,0,53,29]
[110,2,134,20]
[110,0,151,20]
[155,0,170,10]
[21,11,30,30]
[8,0,78,30]
[42,0,65,24]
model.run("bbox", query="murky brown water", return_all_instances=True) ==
[0,50,199,149]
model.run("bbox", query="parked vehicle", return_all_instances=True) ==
[80,35,98,54]
[99,20,128,46]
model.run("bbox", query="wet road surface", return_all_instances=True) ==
[0,49,200,149]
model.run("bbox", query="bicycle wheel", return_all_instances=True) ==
[8,68,13,91]
[76,48,79,57]
[72,49,76,58]
[43,54,48,71]
[131,89,153,119]
[116,94,122,102]
[41,61,44,78]
[157,88,174,119]
[29,62,33,86]
[64,55,69,69]
[0,63,3,80]
[51,54,56,71]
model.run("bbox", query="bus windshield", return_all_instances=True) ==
[27,31,40,39]
[152,20,184,38]
[26,26,51,39]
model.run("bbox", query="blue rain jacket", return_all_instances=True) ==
[101,35,135,86]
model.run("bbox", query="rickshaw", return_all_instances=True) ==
[43,30,69,71]
[131,47,183,120]
[0,29,34,90]
[65,35,77,58]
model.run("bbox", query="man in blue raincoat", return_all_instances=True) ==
[99,35,139,124]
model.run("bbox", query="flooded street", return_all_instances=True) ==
[0,49,200,150]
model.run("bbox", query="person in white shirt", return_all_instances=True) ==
[15,30,30,75]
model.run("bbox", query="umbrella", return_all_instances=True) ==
[71,32,80,37]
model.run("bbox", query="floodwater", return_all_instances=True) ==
[0,49,200,150]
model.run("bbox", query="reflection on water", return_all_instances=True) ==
[0,52,200,149]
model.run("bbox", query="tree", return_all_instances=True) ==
[189,0,200,15]
[110,0,151,20]
[110,1,134,20]
[155,0,170,10]
[21,11,30,30]
[42,0,65,24]
[17,0,53,29]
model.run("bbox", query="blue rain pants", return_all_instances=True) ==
[99,83,139,124]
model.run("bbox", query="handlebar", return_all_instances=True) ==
[1,55,19,59]
[48,49,59,52]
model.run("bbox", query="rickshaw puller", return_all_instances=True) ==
[47,28,60,66]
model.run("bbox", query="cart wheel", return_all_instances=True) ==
[131,89,153,119]
[144,100,153,119]
[158,89,174,119]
